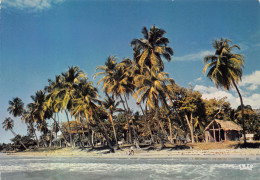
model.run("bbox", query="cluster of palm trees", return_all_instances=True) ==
[2,25,247,151]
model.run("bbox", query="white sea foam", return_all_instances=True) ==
[0,157,259,180]
[0,163,194,173]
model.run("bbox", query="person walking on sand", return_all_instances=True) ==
[129,145,134,155]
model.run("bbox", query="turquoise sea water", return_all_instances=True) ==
[0,154,259,180]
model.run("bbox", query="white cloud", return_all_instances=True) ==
[243,94,260,109]
[174,50,214,62]
[247,84,258,91]
[194,85,260,109]
[195,77,202,82]
[194,85,239,107]
[240,70,260,91]
[3,0,64,11]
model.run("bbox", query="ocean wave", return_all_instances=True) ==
[0,158,259,180]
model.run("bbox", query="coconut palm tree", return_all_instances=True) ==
[21,109,40,147]
[47,66,86,147]
[102,93,123,149]
[131,25,173,73]
[27,90,50,147]
[61,66,86,147]
[134,68,173,149]
[94,56,135,145]
[71,77,115,150]
[94,56,117,92]
[203,38,246,144]
[72,78,114,151]
[2,117,27,150]
[71,79,99,149]
[45,75,71,146]
[7,97,24,117]
[28,91,46,123]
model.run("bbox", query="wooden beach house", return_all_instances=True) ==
[204,119,242,142]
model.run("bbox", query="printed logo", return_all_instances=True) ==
[239,164,254,171]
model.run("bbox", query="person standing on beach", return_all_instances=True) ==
[129,145,134,155]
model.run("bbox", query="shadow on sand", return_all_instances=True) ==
[231,142,260,149]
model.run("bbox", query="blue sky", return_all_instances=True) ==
[0,0,260,143]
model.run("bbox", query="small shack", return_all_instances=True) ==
[205,119,242,142]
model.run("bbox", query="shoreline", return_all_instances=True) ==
[3,147,260,159]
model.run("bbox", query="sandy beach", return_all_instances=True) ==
[5,144,260,159]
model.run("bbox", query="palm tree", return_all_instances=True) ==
[131,25,173,73]
[203,38,246,144]
[27,90,50,147]
[45,75,71,146]
[61,66,86,147]
[94,56,135,145]
[2,117,27,150]
[71,79,99,149]
[28,91,46,123]
[72,78,114,151]
[136,102,154,143]
[134,68,173,149]
[102,93,123,149]
[94,56,117,92]
[21,109,40,147]
[7,97,24,117]
[47,66,86,147]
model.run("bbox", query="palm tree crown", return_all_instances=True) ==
[203,38,244,90]
[2,117,14,131]
[134,67,172,110]
[131,25,173,73]
[7,97,24,117]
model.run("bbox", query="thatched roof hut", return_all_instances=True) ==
[205,119,242,142]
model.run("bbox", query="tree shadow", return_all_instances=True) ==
[232,142,260,149]
[86,146,114,153]
[140,144,192,151]
[139,144,152,149]
[168,145,192,151]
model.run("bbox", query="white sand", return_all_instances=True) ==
[6,147,260,159]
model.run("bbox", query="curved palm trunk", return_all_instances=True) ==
[51,116,70,146]
[155,104,171,144]
[88,125,94,148]
[158,127,165,149]
[119,94,132,144]
[167,117,173,144]
[11,129,27,150]
[79,118,86,148]
[94,115,114,152]
[123,94,141,149]
[108,113,119,149]
[140,105,154,143]
[74,117,84,149]
[165,93,188,141]
[30,123,40,148]
[155,107,165,149]
[83,112,94,148]
[49,129,53,148]
[42,132,48,148]
[158,119,170,143]
[233,81,246,145]
[131,118,141,149]
[65,110,74,148]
